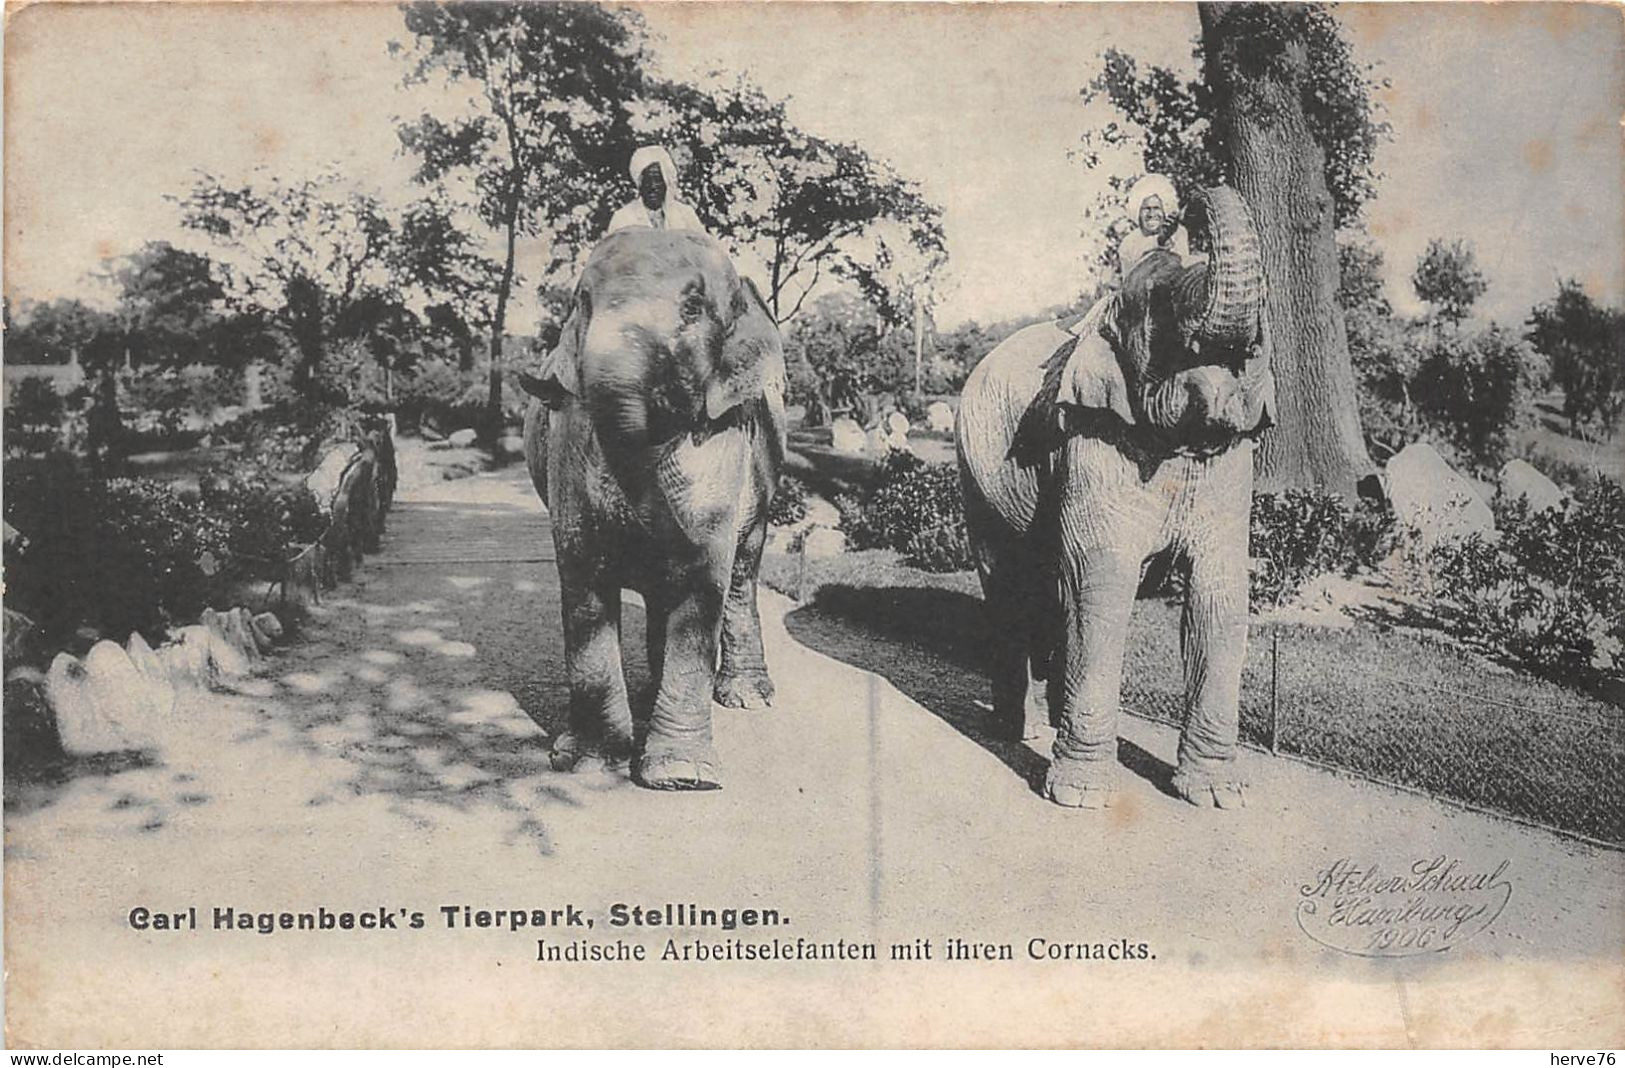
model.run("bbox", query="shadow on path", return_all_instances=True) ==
[783,583,1176,797]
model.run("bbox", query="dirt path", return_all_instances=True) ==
[6,466,1621,1048]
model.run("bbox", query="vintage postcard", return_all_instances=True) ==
[3,0,1622,1050]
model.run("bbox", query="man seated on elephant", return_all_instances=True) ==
[1115,173,1189,277]
[607,145,708,236]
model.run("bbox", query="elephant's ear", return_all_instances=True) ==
[517,290,590,409]
[1054,296,1136,426]
[704,276,784,423]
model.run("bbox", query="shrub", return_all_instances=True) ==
[1248,491,1395,609]
[3,456,229,642]
[768,474,809,527]
[1408,324,1544,474]
[3,378,68,454]
[121,365,244,423]
[393,360,486,432]
[3,452,332,645]
[837,451,972,572]
[1431,478,1625,681]
[199,461,325,575]
[215,403,369,472]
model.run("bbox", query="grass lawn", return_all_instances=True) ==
[763,548,1624,845]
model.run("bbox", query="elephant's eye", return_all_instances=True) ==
[680,292,707,324]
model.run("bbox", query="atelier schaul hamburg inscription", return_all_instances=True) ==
[1296,856,1514,957]
[125,900,1156,966]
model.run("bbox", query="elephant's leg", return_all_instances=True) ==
[1045,550,1141,808]
[713,513,774,710]
[642,590,669,719]
[1172,450,1252,809]
[982,555,1049,741]
[638,573,727,790]
[550,573,633,771]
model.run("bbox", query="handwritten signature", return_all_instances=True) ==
[1295,856,1512,958]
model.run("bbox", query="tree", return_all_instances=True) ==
[392,195,502,373]
[3,297,103,366]
[1198,3,1384,494]
[787,292,909,417]
[394,2,649,437]
[107,242,238,369]
[1527,280,1625,435]
[1079,3,1389,494]
[1412,237,1488,325]
[172,170,404,403]
[641,76,947,325]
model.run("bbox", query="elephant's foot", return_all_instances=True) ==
[1171,767,1247,810]
[1042,756,1114,809]
[548,731,633,773]
[713,670,775,710]
[636,740,722,791]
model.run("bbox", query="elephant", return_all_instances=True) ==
[518,228,786,791]
[954,186,1274,811]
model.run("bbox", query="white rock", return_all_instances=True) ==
[885,411,911,437]
[498,434,526,457]
[1498,459,1567,514]
[1385,442,1495,554]
[46,651,136,755]
[160,629,213,688]
[925,401,955,434]
[800,527,848,559]
[250,611,285,651]
[125,632,169,684]
[448,428,478,447]
[210,607,261,663]
[830,417,866,455]
[84,640,168,749]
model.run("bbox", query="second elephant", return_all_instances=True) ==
[955,186,1274,810]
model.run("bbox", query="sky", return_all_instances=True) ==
[4,1,1622,332]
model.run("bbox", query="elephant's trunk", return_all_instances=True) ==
[1183,186,1264,348]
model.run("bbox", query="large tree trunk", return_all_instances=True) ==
[1199,3,1375,497]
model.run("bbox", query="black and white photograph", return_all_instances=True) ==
[3,0,1622,1050]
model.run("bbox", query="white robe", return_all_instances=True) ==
[606,198,708,236]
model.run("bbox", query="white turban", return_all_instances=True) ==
[629,145,678,191]
[1125,174,1180,218]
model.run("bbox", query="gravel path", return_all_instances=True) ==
[6,466,1620,1048]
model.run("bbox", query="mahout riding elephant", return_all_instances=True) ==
[518,228,786,790]
[955,186,1273,810]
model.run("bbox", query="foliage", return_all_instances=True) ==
[199,461,326,571]
[396,2,648,281]
[787,292,913,414]
[768,474,810,528]
[120,365,244,427]
[1248,490,1394,608]
[172,170,410,402]
[214,402,369,473]
[1526,279,1625,434]
[1431,479,1625,681]
[2,297,109,366]
[389,359,486,431]
[3,456,221,641]
[1408,323,1543,474]
[836,451,972,572]
[1411,237,1487,325]
[4,378,69,454]
[639,76,947,326]
[1077,7,1389,276]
